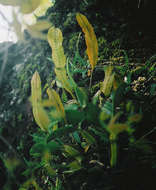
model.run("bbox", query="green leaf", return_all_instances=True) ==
[47,141,61,153]
[30,142,46,157]
[85,103,100,125]
[102,100,113,116]
[89,127,109,143]
[48,126,76,141]
[75,86,88,108]
[65,108,85,125]
[72,131,81,144]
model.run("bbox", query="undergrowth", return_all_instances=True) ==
[0,2,156,190]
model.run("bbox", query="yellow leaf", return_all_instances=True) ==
[109,123,128,137]
[76,13,98,71]
[31,71,42,104]
[128,114,142,123]
[32,104,50,131]
[31,71,50,131]
[48,27,66,68]
[47,88,66,121]
[55,68,74,97]
[41,99,54,107]
[113,73,123,91]
[84,144,90,153]
[47,27,74,97]
[100,66,115,97]
[107,113,128,138]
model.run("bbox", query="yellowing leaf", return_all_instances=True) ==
[76,13,98,71]
[106,113,127,168]
[128,114,142,123]
[47,88,66,121]
[100,66,115,97]
[107,113,128,138]
[48,27,66,68]
[41,99,54,107]
[113,73,123,91]
[32,104,50,131]
[84,144,90,153]
[47,27,74,97]
[109,123,128,137]
[31,71,42,104]
[55,68,74,97]
[31,71,50,131]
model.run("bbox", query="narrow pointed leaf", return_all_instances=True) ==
[75,86,88,108]
[31,71,50,131]
[31,71,42,104]
[48,27,74,97]
[48,27,66,68]
[101,66,115,97]
[76,13,98,71]
[47,88,66,121]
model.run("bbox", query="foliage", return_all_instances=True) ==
[0,1,156,190]
[76,13,98,71]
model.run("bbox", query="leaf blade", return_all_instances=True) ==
[76,13,98,71]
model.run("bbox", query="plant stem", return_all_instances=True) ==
[89,70,93,89]
[110,135,117,168]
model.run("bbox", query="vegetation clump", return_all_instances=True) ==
[0,1,156,190]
